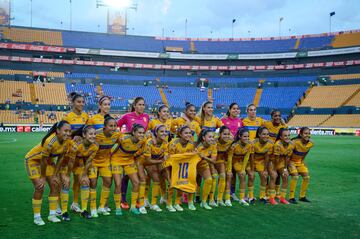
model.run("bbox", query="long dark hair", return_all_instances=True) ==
[177,125,191,138]
[234,127,249,143]
[199,101,212,126]
[156,105,168,118]
[97,96,110,113]
[131,123,145,136]
[270,109,281,119]
[41,120,69,146]
[246,103,256,113]
[131,97,145,112]
[276,128,289,142]
[69,92,83,103]
[291,127,310,140]
[226,103,239,117]
[218,125,230,137]
[72,124,95,138]
[255,126,268,139]
[104,114,115,126]
[185,102,195,112]
[196,129,212,146]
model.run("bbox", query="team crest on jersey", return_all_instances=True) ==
[143,117,147,122]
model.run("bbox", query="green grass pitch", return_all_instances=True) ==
[0,133,359,238]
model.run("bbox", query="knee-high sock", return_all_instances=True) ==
[225,189,230,201]
[114,193,121,209]
[209,174,218,201]
[202,178,213,202]
[217,174,226,201]
[248,186,254,199]
[80,186,90,211]
[289,176,299,199]
[99,187,110,208]
[280,188,287,199]
[131,191,139,209]
[300,176,310,198]
[167,188,174,206]
[151,182,160,205]
[144,176,151,203]
[275,184,281,196]
[259,186,266,199]
[32,199,42,217]
[139,182,146,207]
[48,196,58,215]
[90,189,97,211]
[61,188,69,213]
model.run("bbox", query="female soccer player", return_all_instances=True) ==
[228,128,253,206]
[196,129,217,210]
[62,92,89,213]
[117,97,150,209]
[88,96,111,130]
[272,128,293,205]
[90,116,121,217]
[171,102,201,140]
[221,103,243,137]
[168,126,197,211]
[196,101,223,131]
[288,127,314,204]
[24,120,71,225]
[111,124,146,215]
[242,104,265,141]
[140,124,169,213]
[213,126,233,207]
[252,126,274,204]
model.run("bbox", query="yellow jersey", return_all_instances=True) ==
[93,129,121,167]
[252,139,273,161]
[73,142,99,169]
[168,138,196,154]
[88,113,105,130]
[290,138,314,165]
[229,141,252,162]
[242,117,265,140]
[263,121,288,142]
[62,111,89,131]
[111,134,145,165]
[148,118,172,140]
[273,140,294,167]
[25,133,68,164]
[143,138,169,161]
[195,115,223,132]
[171,117,201,140]
[216,139,233,163]
[197,143,218,159]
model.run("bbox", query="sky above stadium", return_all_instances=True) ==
[11,0,360,38]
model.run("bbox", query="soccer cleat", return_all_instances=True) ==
[269,198,278,205]
[218,200,226,207]
[159,197,167,205]
[130,207,141,215]
[144,199,151,208]
[259,198,268,204]
[279,197,290,205]
[70,203,82,213]
[34,216,45,226]
[105,206,111,212]
[299,197,311,203]
[98,207,111,216]
[81,210,92,219]
[56,206,62,216]
[150,204,162,212]
[231,193,240,202]
[48,214,61,223]
[248,198,256,205]
[166,205,176,212]
[209,200,218,207]
[225,200,232,207]
[174,204,184,211]
[289,198,298,204]
[121,201,130,210]
[139,206,147,214]
[61,212,71,221]
[90,209,99,218]
[194,195,201,204]
[200,201,212,210]
[188,202,196,211]
[115,208,123,216]
[239,199,250,206]
[182,193,188,204]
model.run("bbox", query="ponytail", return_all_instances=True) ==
[255,126,268,139]
[234,127,249,143]
[41,120,69,146]
[196,129,212,147]
[276,128,289,142]
[291,127,310,140]
[72,124,95,138]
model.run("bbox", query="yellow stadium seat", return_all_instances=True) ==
[332,32,360,48]
[0,80,31,103]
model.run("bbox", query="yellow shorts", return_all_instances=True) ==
[215,159,225,164]
[25,159,41,179]
[254,160,265,172]
[111,163,138,176]
[275,160,286,171]
[46,165,56,177]
[59,165,68,174]
[197,160,209,174]
[89,165,112,179]
[73,166,84,175]
[288,163,308,174]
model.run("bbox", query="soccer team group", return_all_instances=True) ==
[24,93,314,226]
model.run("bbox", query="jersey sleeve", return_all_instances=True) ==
[215,117,223,128]
[274,143,282,156]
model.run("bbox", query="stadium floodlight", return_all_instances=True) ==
[103,0,132,9]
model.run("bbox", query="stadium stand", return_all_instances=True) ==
[345,89,360,106]
[298,36,333,50]
[329,73,360,81]
[321,115,360,127]
[0,80,31,103]
[259,86,308,109]
[332,32,360,48]
[33,83,68,105]
[2,27,63,46]
[287,114,331,127]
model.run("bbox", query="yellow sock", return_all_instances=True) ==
[61,188,69,213]
[300,176,310,198]
[131,191,139,208]
[114,193,121,209]
[167,187,174,206]
[239,189,246,200]
[99,187,110,208]
[259,186,266,199]
[188,193,194,203]
[289,176,299,199]
[202,178,213,202]
[139,182,146,207]
[32,199,42,216]
[225,189,230,201]
[151,182,160,205]
[90,189,97,211]
[175,189,182,205]
[269,189,276,199]
[48,196,58,214]
[160,179,167,198]
[248,187,254,199]
[73,180,79,204]
[275,184,281,196]
[145,178,150,203]
[80,186,90,211]
[209,174,218,201]
[217,175,226,201]
[280,188,287,199]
